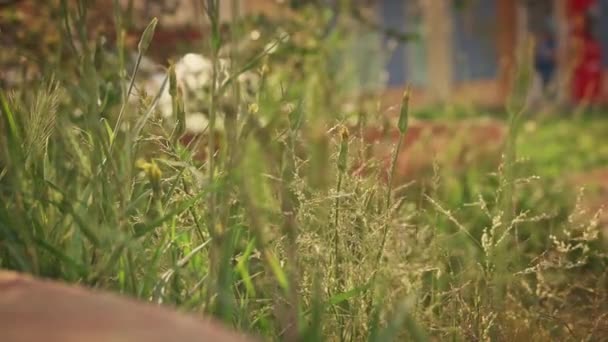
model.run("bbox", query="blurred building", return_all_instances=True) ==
[133,0,606,110]
[6,0,605,109]
[376,0,608,109]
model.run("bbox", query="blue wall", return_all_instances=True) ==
[379,1,427,87]
[377,0,608,88]
[381,0,407,86]
[596,0,608,66]
[451,0,499,81]
[380,0,500,86]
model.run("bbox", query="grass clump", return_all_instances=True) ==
[1,1,607,341]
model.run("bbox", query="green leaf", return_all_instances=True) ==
[235,238,257,297]
[328,281,371,306]
[134,191,206,238]
[0,91,22,142]
[33,237,88,277]
[265,251,289,291]
[101,118,114,145]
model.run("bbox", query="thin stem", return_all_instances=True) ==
[333,171,343,281]
[332,169,346,341]
[375,132,404,269]
[110,51,141,152]
[203,0,221,313]
[280,131,300,342]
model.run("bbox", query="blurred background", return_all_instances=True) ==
[3,0,608,109]
[2,0,608,204]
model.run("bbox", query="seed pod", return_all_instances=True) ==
[398,87,410,134]
[94,36,106,70]
[168,62,177,97]
[174,87,186,140]
[137,17,158,55]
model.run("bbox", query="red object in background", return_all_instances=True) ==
[572,34,603,103]
[568,0,596,14]
[568,0,603,104]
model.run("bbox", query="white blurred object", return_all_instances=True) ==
[130,53,259,134]
[185,113,210,134]
[175,53,214,93]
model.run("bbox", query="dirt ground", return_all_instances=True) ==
[0,270,256,342]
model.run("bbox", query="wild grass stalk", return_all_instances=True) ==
[278,129,301,341]
[374,87,410,271]
[111,17,158,151]
[112,0,127,100]
[492,37,535,316]
[331,125,349,341]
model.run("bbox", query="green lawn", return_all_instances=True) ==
[519,117,608,178]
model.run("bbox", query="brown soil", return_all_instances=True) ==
[350,118,507,184]
[0,270,257,342]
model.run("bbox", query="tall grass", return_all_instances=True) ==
[1,1,607,341]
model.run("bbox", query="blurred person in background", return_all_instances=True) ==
[534,26,557,97]
[569,1,603,105]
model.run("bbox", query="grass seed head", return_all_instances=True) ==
[137,17,158,55]
[398,86,410,134]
